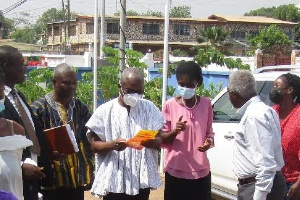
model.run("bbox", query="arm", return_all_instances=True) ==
[89,132,127,154]
[287,149,300,200]
[246,116,278,200]
[198,101,215,152]
[142,131,162,150]
[161,113,187,144]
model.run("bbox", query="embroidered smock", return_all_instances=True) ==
[86,98,165,197]
[161,97,214,179]
[273,104,300,183]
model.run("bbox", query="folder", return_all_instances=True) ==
[126,130,158,150]
[43,124,79,155]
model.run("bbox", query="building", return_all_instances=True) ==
[46,14,297,56]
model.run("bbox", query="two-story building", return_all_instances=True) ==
[47,14,297,56]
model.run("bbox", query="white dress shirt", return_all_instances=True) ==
[4,86,38,164]
[86,98,165,197]
[233,96,284,200]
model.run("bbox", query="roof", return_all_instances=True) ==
[105,39,201,46]
[208,14,298,25]
[74,14,213,22]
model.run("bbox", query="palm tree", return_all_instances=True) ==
[197,26,232,54]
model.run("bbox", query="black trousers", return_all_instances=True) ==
[23,179,39,200]
[164,172,211,200]
[42,187,84,200]
[103,188,150,200]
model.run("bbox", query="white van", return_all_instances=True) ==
[208,65,300,200]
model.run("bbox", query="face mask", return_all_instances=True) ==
[269,88,283,104]
[0,99,5,112]
[178,85,196,99]
[123,93,142,107]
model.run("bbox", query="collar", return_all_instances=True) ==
[237,95,261,116]
[4,85,15,96]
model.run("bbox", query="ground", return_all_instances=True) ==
[84,175,165,200]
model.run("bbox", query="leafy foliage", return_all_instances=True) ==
[170,6,191,18]
[0,11,14,39]
[16,68,53,104]
[248,25,292,55]
[194,47,250,69]
[244,4,300,22]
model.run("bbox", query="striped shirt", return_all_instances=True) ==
[86,98,164,196]
[31,93,93,189]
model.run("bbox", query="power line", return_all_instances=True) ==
[2,0,28,15]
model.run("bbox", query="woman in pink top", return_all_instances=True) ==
[161,61,214,200]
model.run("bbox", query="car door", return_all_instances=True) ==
[207,81,272,199]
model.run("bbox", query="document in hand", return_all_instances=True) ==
[126,130,158,150]
[43,124,79,154]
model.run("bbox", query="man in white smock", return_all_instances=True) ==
[86,67,164,200]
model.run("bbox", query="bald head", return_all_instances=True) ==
[54,63,76,79]
[120,67,144,85]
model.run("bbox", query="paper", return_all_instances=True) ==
[126,130,158,150]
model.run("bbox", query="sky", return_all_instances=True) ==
[2,0,300,23]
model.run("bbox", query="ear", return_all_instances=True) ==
[287,87,294,95]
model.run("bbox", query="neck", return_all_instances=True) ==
[278,99,297,118]
[53,93,72,108]
[5,81,14,89]
[182,96,197,108]
[118,96,131,113]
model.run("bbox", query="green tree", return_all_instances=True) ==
[248,24,292,54]
[244,4,300,22]
[197,26,231,53]
[142,10,164,18]
[10,27,38,44]
[170,5,191,18]
[0,11,14,39]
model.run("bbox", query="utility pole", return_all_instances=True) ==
[119,0,126,75]
[93,0,99,111]
[62,0,66,52]
[67,0,71,38]
[160,0,171,174]
[100,0,105,59]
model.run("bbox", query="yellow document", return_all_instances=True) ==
[126,130,158,150]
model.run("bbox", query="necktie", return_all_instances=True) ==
[11,89,41,156]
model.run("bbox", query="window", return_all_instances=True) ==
[86,23,94,34]
[213,81,273,122]
[174,24,190,36]
[142,23,159,35]
[230,31,246,40]
[54,26,60,36]
[107,22,119,34]
[69,26,76,36]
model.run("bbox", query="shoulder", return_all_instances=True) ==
[31,96,47,110]
[162,97,177,108]
[94,98,117,114]
[199,96,212,105]
[139,99,159,110]
[248,100,275,120]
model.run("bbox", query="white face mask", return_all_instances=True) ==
[178,85,196,99]
[123,93,142,107]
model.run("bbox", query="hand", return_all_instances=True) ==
[197,138,213,152]
[12,121,25,135]
[22,163,46,180]
[113,138,127,151]
[287,181,300,200]
[174,115,187,134]
[51,151,67,160]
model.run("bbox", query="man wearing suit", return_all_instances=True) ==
[0,45,53,200]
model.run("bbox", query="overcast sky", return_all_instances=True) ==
[2,0,300,22]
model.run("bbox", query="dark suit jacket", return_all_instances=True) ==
[0,91,54,191]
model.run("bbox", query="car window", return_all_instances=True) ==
[213,81,273,122]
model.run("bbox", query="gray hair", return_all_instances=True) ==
[120,67,144,84]
[227,70,256,99]
[54,63,75,79]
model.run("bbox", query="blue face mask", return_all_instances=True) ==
[178,85,196,99]
[0,99,5,112]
